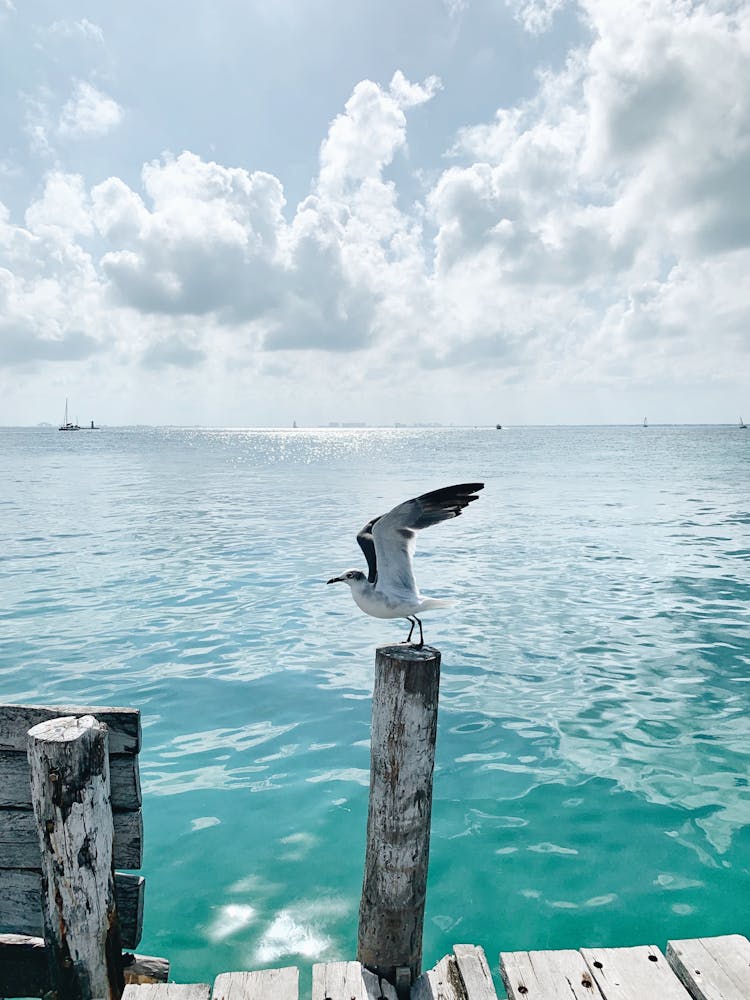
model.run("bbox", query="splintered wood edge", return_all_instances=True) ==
[411,955,465,1000]
[453,945,499,999]
[667,935,750,1000]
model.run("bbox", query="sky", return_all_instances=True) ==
[1,0,749,427]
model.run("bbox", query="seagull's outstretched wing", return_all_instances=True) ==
[357,518,381,584]
[370,483,484,598]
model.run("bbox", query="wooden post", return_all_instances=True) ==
[357,644,441,997]
[27,714,124,1000]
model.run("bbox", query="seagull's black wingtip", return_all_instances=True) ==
[452,482,484,499]
[441,482,484,494]
[413,483,485,523]
[448,482,484,493]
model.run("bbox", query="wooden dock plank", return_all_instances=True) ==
[581,945,692,999]
[500,949,604,999]
[412,954,466,999]
[312,960,398,999]
[0,806,143,869]
[213,968,299,1000]
[667,935,750,1000]
[0,868,144,948]
[0,750,142,810]
[123,987,209,1000]
[454,944,498,999]
[0,705,141,755]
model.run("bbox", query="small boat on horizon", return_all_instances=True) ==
[741,416,747,429]
[643,416,648,427]
[58,399,81,431]
[58,400,97,430]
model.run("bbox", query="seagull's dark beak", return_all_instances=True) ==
[327,576,342,585]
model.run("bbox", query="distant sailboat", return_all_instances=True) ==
[741,416,747,429]
[643,417,648,427]
[58,399,81,431]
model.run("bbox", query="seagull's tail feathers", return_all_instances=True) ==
[417,597,456,611]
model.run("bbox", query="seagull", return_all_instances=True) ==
[327,483,484,647]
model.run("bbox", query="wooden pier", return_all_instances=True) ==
[1,647,749,1000]
[114,934,750,999]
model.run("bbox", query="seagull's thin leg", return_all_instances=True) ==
[415,616,423,648]
[405,617,415,643]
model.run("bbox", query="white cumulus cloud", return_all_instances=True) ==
[318,72,440,196]
[58,80,122,138]
[94,152,287,321]
[428,0,750,380]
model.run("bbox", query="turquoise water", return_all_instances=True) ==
[2,425,749,993]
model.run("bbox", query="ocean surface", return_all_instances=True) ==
[1,425,749,993]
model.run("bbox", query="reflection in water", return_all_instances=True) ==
[191,816,221,831]
[253,898,350,964]
[208,904,256,942]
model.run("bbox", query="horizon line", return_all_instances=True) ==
[4,422,747,430]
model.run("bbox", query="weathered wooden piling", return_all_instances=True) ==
[357,643,441,997]
[27,714,125,1000]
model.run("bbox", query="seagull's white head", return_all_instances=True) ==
[327,569,367,588]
